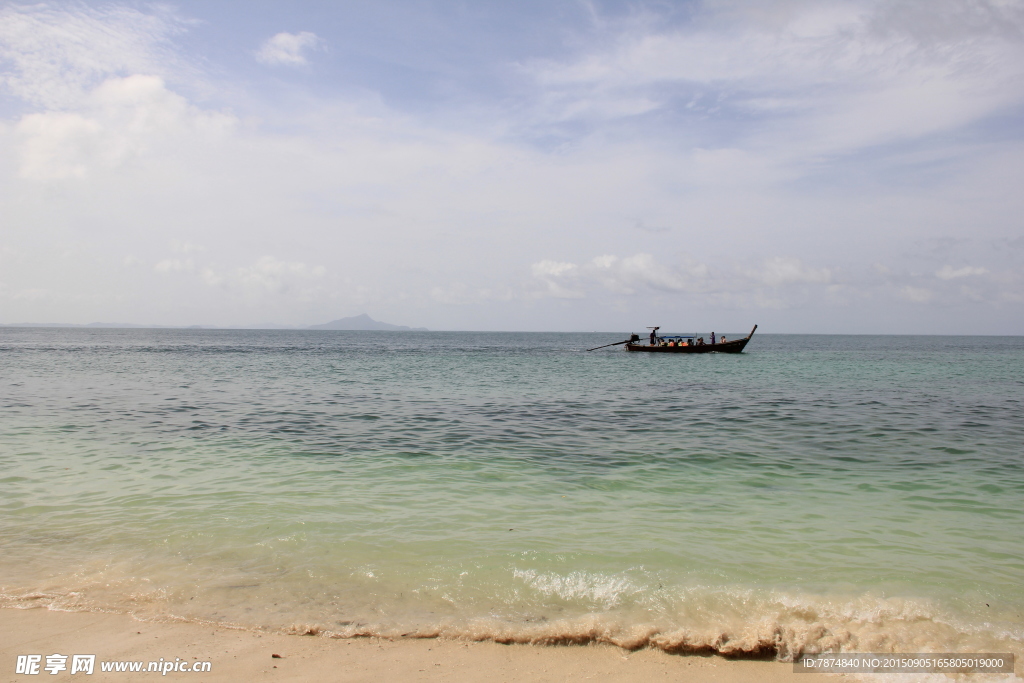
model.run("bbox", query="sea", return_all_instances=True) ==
[1,328,1022,660]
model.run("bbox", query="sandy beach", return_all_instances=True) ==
[1,608,838,682]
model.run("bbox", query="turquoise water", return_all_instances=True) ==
[1,329,1022,658]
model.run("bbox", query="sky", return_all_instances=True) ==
[1,0,1023,333]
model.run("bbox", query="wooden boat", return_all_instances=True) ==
[625,325,757,354]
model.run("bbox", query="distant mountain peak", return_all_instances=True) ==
[307,314,427,331]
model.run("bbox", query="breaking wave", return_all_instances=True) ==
[4,576,1020,662]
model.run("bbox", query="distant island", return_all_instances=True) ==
[307,314,427,331]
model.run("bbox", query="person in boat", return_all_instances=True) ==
[649,329,657,346]
[720,335,727,343]
[697,337,705,345]
[710,332,716,344]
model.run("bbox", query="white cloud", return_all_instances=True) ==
[526,0,1024,154]
[15,111,100,179]
[901,285,933,303]
[154,258,193,273]
[530,254,694,299]
[531,260,577,278]
[0,3,189,108]
[256,32,321,66]
[170,241,205,254]
[203,257,326,296]
[588,253,687,294]
[15,74,236,180]
[528,253,833,303]
[429,283,514,305]
[530,260,584,299]
[936,265,989,280]
[754,257,831,287]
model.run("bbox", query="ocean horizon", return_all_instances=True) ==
[3,323,1023,336]
[2,327,1021,659]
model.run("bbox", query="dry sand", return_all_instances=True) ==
[2,608,840,682]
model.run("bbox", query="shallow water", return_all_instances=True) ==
[1,328,1022,657]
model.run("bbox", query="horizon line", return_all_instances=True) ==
[2,323,1022,337]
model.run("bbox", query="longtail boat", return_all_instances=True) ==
[622,325,758,354]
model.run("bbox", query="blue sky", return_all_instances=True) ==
[1,0,1023,332]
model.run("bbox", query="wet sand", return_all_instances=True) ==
[1,608,840,682]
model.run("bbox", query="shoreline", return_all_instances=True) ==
[1,608,838,682]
